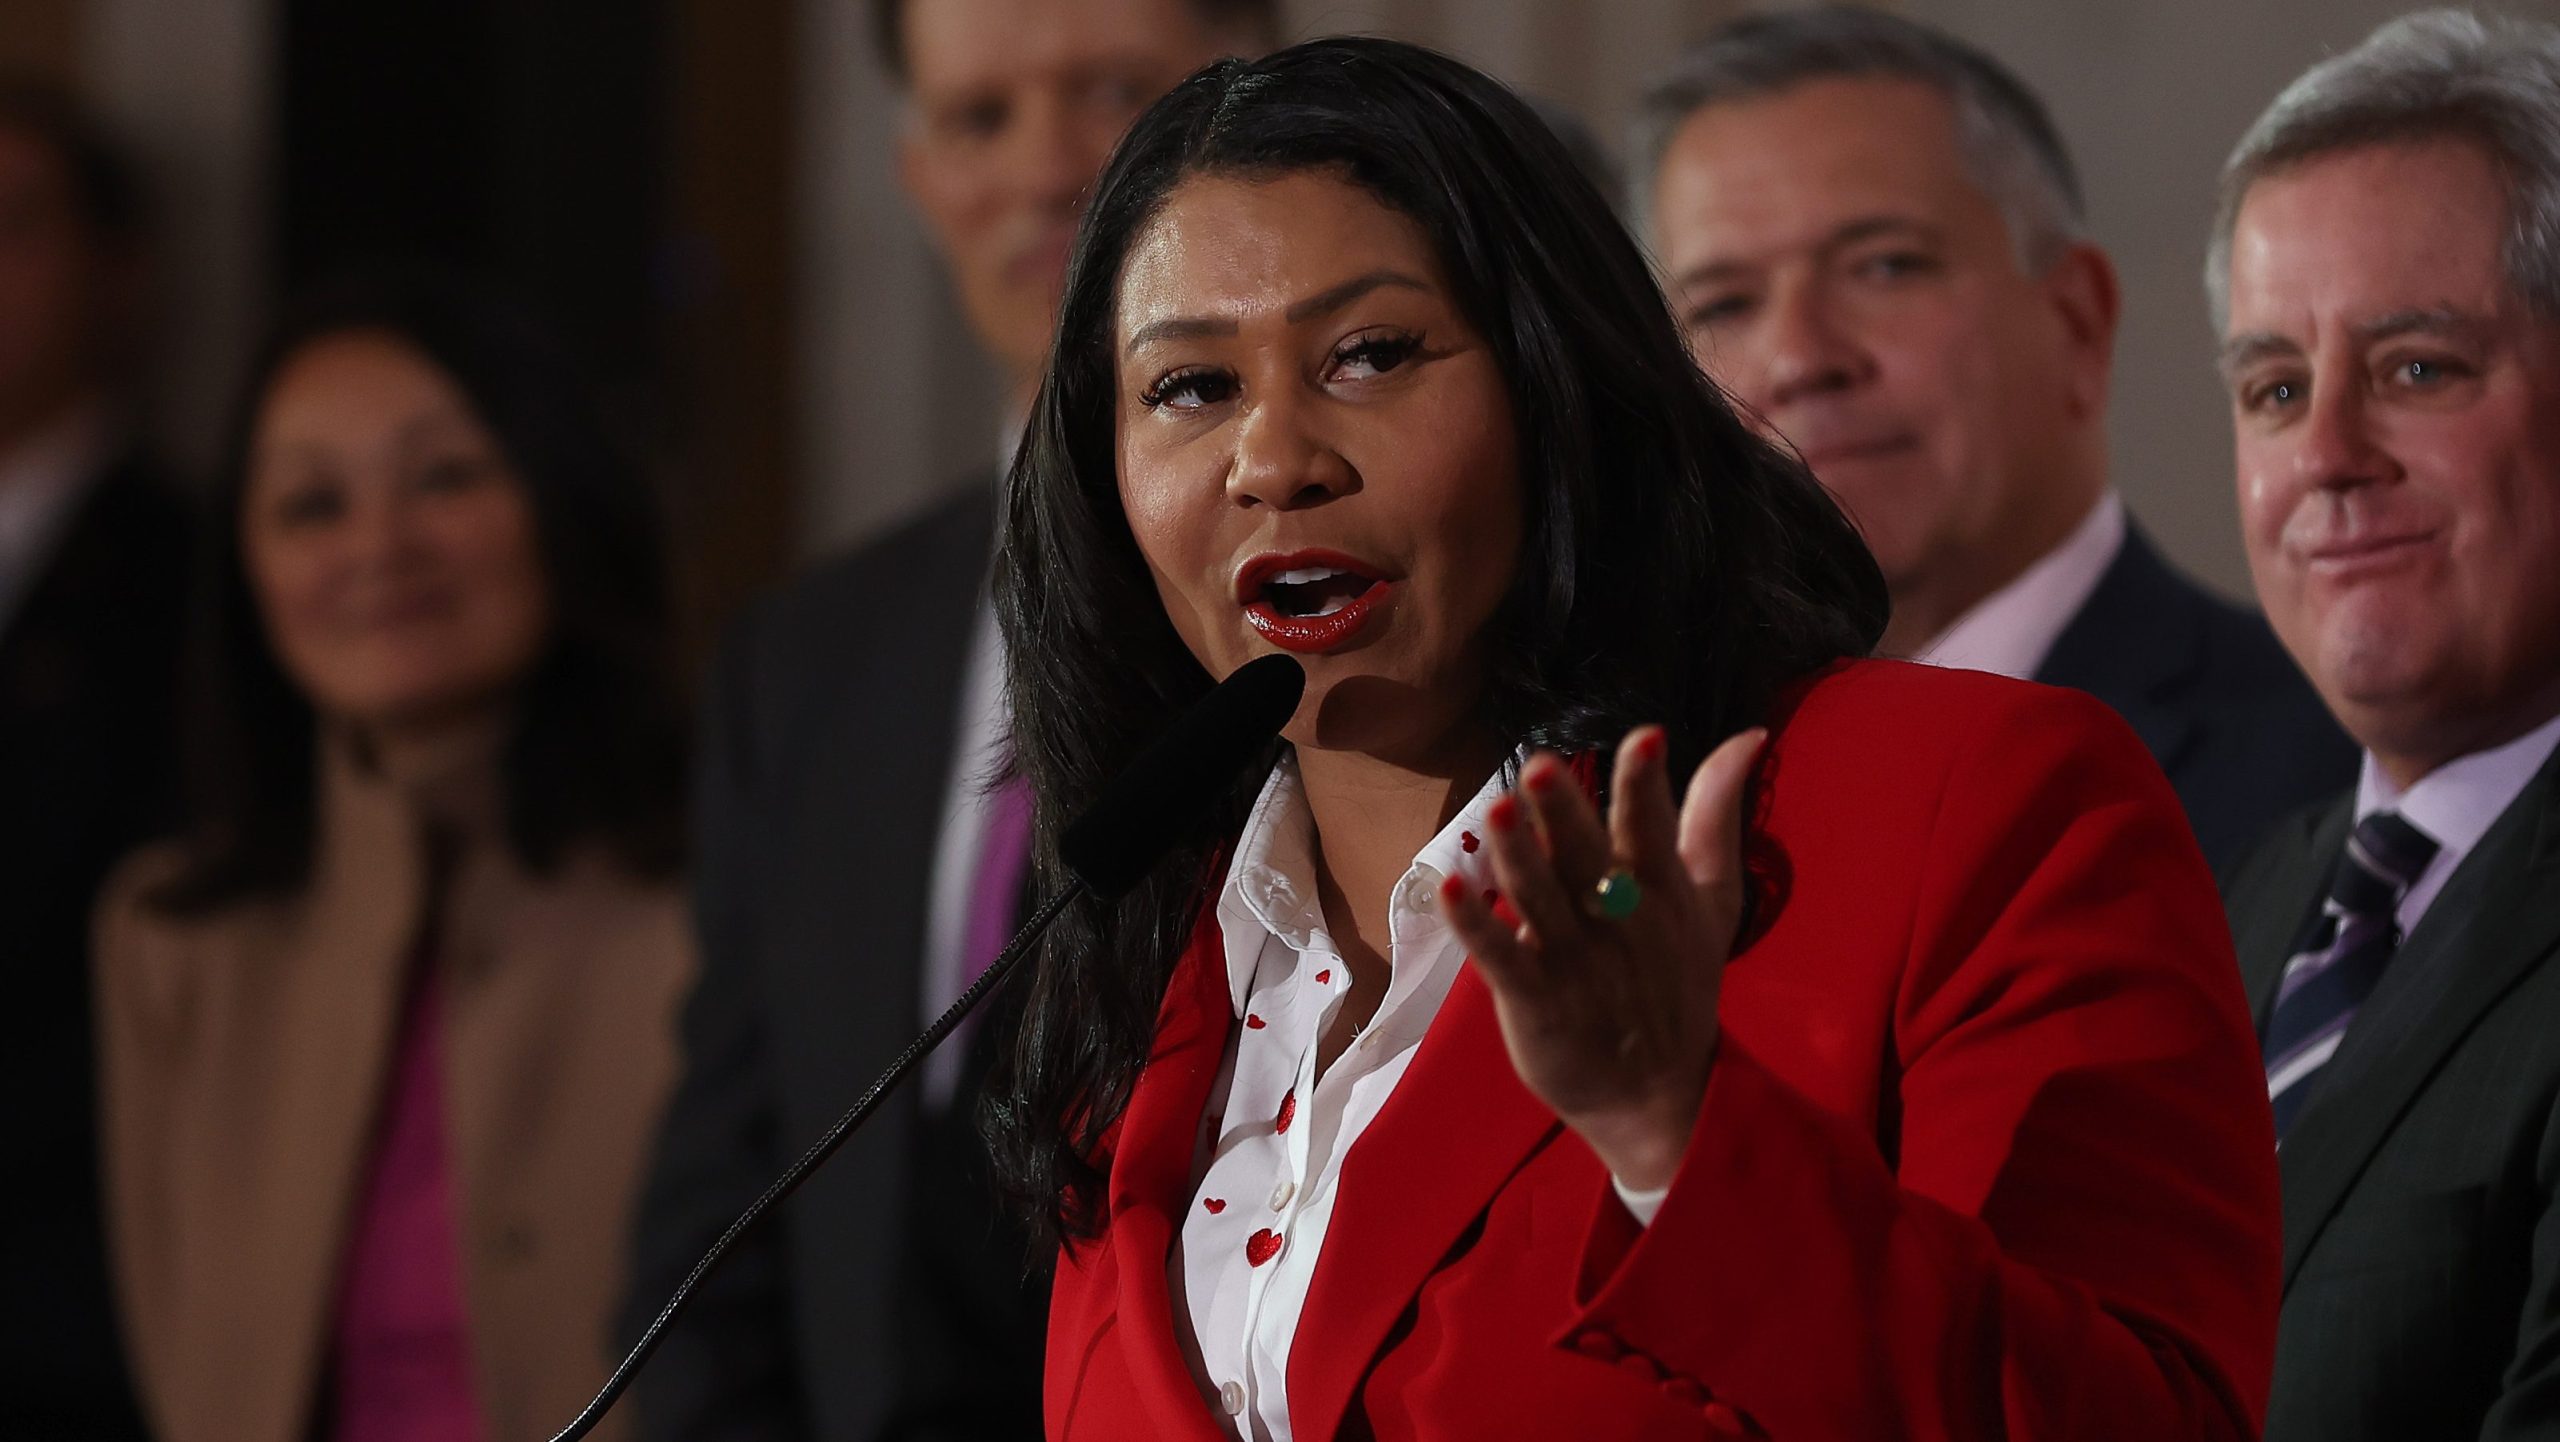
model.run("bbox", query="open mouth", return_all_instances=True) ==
[1236,549,1393,653]
[1259,566,1382,617]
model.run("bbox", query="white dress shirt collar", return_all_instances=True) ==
[0,401,113,637]
[2352,707,2560,933]
[1913,491,2125,681]
[1183,749,1508,1440]
[1215,748,1493,1021]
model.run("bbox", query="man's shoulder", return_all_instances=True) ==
[2083,528,2308,700]
[2218,790,2348,985]
[23,453,192,605]
[767,486,993,616]
[732,485,996,659]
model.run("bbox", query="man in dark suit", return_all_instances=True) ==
[2209,12,2560,1439]
[624,4,1274,1440]
[0,82,184,1441]
[1634,8,2351,872]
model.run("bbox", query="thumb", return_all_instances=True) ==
[1677,727,1766,896]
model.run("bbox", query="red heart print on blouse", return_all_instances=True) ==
[1274,1090,1296,1135]
[1245,1014,1266,1030]
[1246,1229,1283,1266]
[1315,969,1332,985]
[1461,830,1480,853]
[1203,1198,1227,1214]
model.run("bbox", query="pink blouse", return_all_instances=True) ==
[326,975,484,1442]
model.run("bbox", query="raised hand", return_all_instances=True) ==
[1441,724,1766,1191]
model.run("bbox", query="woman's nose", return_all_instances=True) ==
[1225,392,1358,511]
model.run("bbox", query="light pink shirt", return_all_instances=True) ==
[327,978,484,1442]
[1913,492,2126,680]
[2354,708,2560,935]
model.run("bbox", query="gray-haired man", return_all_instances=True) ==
[2212,12,2560,1439]
[1636,7,2350,873]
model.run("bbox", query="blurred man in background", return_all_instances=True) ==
[625,3,1277,1440]
[0,79,182,1442]
[1636,7,2350,873]
[2211,13,2560,1439]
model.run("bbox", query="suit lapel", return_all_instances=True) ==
[2232,801,2350,1026]
[1104,910,1246,1442]
[2035,526,2204,772]
[2277,751,2560,1288]
[1286,966,1564,1442]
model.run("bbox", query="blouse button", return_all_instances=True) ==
[1269,1178,1296,1211]
[1219,1381,1245,1415]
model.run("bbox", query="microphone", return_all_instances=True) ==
[549,653,1305,1442]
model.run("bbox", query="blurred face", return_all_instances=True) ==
[1115,171,1522,765]
[242,331,551,737]
[2224,138,2560,776]
[898,0,1239,383]
[0,124,113,436]
[1648,78,2112,636]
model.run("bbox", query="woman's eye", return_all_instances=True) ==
[415,455,494,494]
[271,484,346,527]
[1139,367,1236,411]
[1330,333,1420,380]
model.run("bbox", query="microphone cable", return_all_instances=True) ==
[545,652,1305,1442]
[547,885,1078,1442]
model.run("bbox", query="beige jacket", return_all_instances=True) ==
[94,736,694,1442]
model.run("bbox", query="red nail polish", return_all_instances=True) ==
[1489,796,1520,830]
[1438,874,1468,905]
[1637,728,1668,762]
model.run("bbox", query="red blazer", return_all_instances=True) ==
[1045,660,2281,1441]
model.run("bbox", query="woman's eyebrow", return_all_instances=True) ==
[1283,268,1432,323]
[1122,269,1435,358]
[1123,314,1235,357]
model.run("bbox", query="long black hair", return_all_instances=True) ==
[153,267,687,911]
[989,37,1886,1248]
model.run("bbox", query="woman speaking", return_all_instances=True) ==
[991,37,2278,1442]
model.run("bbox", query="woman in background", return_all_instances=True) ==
[94,270,692,1442]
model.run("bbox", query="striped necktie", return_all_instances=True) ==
[2262,811,2439,1140]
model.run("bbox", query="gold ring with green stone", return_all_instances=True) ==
[1588,868,1643,922]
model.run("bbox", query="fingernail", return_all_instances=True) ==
[1524,764,1559,794]
[1636,728,1668,763]
[1438,874,1468,906]
[1489,796,1521,831]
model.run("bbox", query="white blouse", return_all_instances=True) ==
[1171,751,1665,1440]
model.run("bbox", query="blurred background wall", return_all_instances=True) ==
[13,0,2558,629]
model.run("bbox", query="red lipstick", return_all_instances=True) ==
[1234,548,1393,655]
